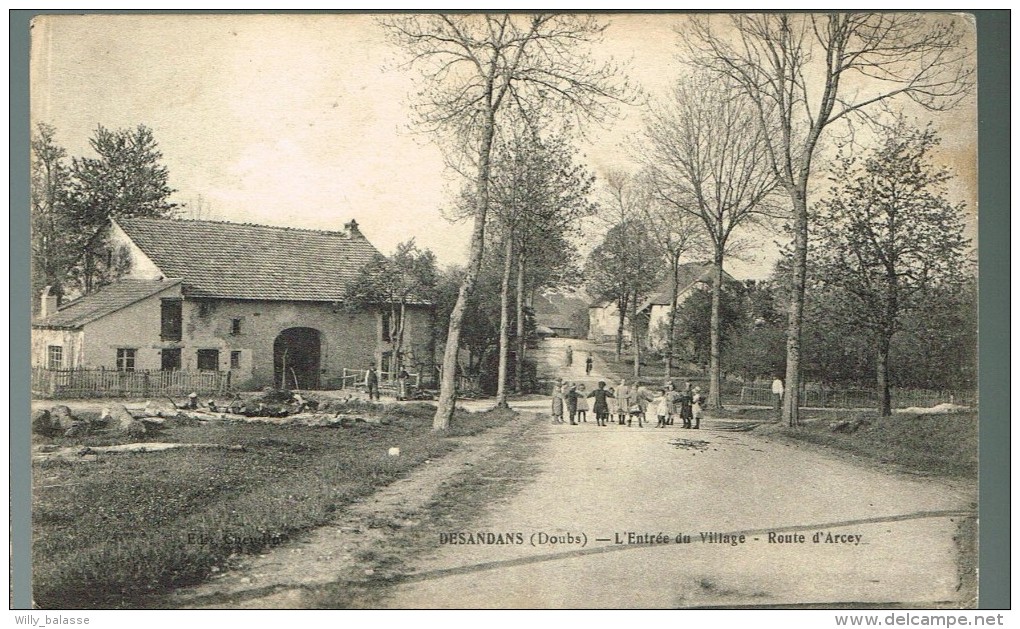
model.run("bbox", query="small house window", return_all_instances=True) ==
[231,318,242,335]
[161,299,183,341]
[47,346,63,369]
[116,348,137,372]
[197,349,220,371]
[230,350,241,369]
[161,348,181,372]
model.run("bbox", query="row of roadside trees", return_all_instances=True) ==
[380,13,974,428]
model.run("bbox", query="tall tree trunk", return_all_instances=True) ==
[514,249,526,394]
[614,293,628,363]
[631,289,641,378]
[433,114,495,430]
[708,252,724,409]
[666,251,681,378]
[876,332,892,417]
[782,187,809,427]
[495,235,514,408]
[395,300,406,373]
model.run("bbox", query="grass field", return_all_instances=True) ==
[31,401,515,609]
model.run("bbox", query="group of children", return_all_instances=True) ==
[551,379,705,429]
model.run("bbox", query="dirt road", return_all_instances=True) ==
[381,338,976,608]
[169,337,975,609]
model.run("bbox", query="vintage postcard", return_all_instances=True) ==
[24,12,982,612]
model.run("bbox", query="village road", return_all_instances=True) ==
[382,338,976,608]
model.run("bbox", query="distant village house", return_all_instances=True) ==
[31,217,434,392]
[587,262,737,350]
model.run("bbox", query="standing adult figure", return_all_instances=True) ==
[365,365,380,401]
[585,353,594,375]
[771,377,785,418]
[397,368,410,401]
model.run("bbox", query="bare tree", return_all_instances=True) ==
[639,73,781,408]
[633,172,706,379]
[586,170,661,377]
[383,14,629,429]
[487,122,596,406]
[684,12,974,425]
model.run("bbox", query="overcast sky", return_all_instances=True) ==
[30,13,977,281]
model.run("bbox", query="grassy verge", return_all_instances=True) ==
[727,407,979,479]
[31,401,515,609]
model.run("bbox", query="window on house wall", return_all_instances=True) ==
[47,346,63,369]
[161,299,183,341]
[161,348,181,371]
[230,350,241,369]
[197,349,220,371]
[116,348,137,372]
[231,318,242,335]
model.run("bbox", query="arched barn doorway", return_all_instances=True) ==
[274,327,321,390]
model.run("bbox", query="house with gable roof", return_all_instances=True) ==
[31,217,435,391]
[587,262,739,350]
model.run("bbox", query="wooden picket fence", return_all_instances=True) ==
[31,366,232,399]
[737,381,976,409]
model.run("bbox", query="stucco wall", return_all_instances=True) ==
[79,283,185,372]
[108,220,165,280]
[36,281,434,390]
[31,328,84,368]
[588,304,631,343]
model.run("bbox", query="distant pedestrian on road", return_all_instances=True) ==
[588,381,613,426]
[576,384,589,422]
[585,353,593,375]
[365,366,380,401]
[565,345,574,367]
[551,383,565,424]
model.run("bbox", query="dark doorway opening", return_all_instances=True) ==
[274,327,321,390]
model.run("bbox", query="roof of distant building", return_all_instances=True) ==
[116,217,382,301]
[34,278,183,329]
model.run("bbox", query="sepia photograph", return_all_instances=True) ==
[19,11,994,613]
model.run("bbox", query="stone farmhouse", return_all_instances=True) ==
[31,217,434,391]
[587,262,737,350]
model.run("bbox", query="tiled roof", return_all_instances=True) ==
[116,217,383,301]
[34,279,183,329]
[636,262,738,312]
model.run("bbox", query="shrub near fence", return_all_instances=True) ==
[31,367,231,399]
[736,382,976,409]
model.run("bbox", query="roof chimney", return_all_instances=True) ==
[40,286,59,319]
[343,219,360,238]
